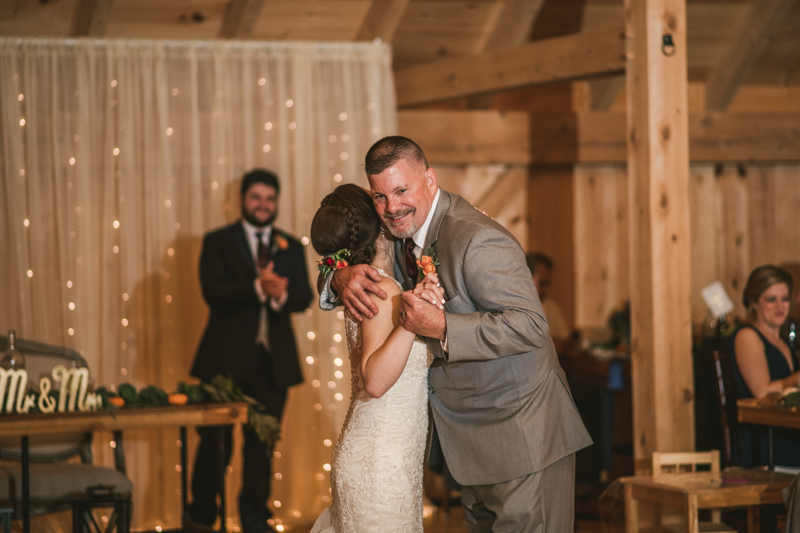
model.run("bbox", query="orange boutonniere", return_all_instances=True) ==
[416,247,440,283]
[274,234,289,251]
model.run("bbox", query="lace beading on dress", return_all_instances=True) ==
[326,269,432,533]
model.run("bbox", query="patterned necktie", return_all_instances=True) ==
[255,231,270,350]
[404,237,418,281]
[256,231,270,269]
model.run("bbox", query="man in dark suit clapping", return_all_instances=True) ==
[189,169,312,533]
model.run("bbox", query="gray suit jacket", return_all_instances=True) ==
[322,189,591,486]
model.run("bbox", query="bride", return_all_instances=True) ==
[309,184,441,533]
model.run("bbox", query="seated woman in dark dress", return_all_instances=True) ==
[733,264,800,467]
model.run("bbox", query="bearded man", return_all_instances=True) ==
[189,169,312,533]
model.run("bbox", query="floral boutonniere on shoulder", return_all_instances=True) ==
[270,233,290,255]
[416,247,440,283]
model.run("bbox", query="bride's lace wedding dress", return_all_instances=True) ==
[311,270,432,533]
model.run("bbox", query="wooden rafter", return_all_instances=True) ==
[356,0,410,43]
[395,27,625,108]
[71,0,115,37]
[480,0,547,52]
[468,0,547,109]
[705,0,798,111]
[219,0,266,39]
[400,110,800,164]
[587,76,624,111]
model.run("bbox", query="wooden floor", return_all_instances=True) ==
[287,505,604,532]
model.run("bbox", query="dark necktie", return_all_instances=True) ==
[256,232,270,269]
[404,237,418,281]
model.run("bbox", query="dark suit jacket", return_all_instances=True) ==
[191,221,312,390]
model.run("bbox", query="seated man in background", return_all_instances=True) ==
[526,253,571,353]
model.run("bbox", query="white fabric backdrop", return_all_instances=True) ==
[0,37,396,531]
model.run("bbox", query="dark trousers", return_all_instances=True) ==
[189,346,288,533]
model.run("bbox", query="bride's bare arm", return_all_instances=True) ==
[360,279,417,398]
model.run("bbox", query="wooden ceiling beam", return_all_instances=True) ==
[481,0,547,52]
[71,0,115,37]
[398,110,530,164]
[528,111,800,164]
[705,0,798,111]
[395,27,625,108]
[398,110,800,164]
[468,0,547,109]
[219,0,266,39]
[356,0,410,43]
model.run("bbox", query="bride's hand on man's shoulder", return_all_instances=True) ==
[333,264,388,321]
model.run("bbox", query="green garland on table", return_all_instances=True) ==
[199,375,282,448]
[94,375,281,450]
[778,390,800,408]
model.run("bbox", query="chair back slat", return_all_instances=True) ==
[652,450,721,476]
[711,344,738,468]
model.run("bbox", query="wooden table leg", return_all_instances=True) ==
[747,506,760,533]
[624,484,639,533]
[180,426,188,529]
[21,435,29,533]
[686,494,699,533]
[219,427,227,533]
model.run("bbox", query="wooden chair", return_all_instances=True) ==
[710,343,739,468]
[651,450,737,532]
[0,335,132,532]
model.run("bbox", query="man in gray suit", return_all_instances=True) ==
[321,136,591,532]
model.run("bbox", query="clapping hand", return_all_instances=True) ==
[260,261,289,299]
[400,273,446,340]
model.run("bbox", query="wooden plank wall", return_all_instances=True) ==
[435,163,529,249]
[528,167,577,332]
[572,163,800,330]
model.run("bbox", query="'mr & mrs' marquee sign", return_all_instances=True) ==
[0,366,103,414]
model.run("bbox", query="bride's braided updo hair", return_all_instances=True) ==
[311,184,381,267]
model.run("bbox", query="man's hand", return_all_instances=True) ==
[331,264,387,321]
[400,291,446,340]
[260,262,289,299]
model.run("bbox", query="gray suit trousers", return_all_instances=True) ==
[461,452,576,533]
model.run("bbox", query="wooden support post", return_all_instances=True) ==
[625,0,694,471]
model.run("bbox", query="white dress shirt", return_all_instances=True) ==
[241,220,287,310]
[406,189,448,351]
